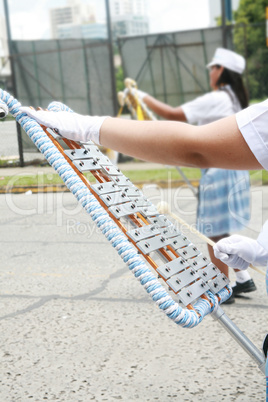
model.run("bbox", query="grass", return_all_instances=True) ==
[122,167,201,182]
[0,167,267,189]
[0,172,64,187]
[0,167,201,189]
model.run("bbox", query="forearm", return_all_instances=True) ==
[143,95,187,122]
[100,118,199,166]
[20,106,262,170]
[99,115,262,169]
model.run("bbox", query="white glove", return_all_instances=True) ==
[135,89,148,100]
[213,235,268,270]
[20,107,109,145]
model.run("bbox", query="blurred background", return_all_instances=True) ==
[0,0,267,165]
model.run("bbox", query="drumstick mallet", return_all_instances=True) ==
[157,201,265,276]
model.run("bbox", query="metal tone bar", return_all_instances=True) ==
[65,147,101,160]
[169,234,191,250]
[94,154,113,166]
[198,262,219,280]
[100,191,131,207]
[122,186,142,198]
[136,235,172,255]
[91,182,120,195]
[111,175,132,186]
[139,205,159,218]
[176,244,200,259]
[109,202,141,219]
[73,159,101,172]
[101,165,123,176]
[212,307,266,374]
[189,254,209,270]
[134,196,152,208]
[156,257,190,280]
[159,225,181,239]
[127,225,161,242]
[207,274,229,294]
[147,214,172,228]
[177,279,210,305]
[167,268,200,293]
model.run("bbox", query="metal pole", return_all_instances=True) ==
[105,0,118,116]
[212,306,266,374]
[172,33,184,104]
[82,38,91,114]
[3,0,24,167]
[160,38,167,103]
[57,40,66,104]
[221,0,227,48]
[225,0,232,22]
[145,36,156,98]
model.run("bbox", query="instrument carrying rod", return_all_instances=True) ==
[212,306,266,374]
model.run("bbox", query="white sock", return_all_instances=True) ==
[235,270,251,284]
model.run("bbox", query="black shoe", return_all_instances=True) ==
[232,279,257,296]
[222,293,235,305]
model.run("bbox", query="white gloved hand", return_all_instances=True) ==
[20,107,109,144]
[135,89,148,100]
[213,235,268,270]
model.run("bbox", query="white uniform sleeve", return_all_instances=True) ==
[257,220,268,252]
[257,221,268,275]
[236,100,268,170]
[181,91,234,125]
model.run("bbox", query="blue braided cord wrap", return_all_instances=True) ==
[0,98,9,118]
[0,98,6,108]
[0,89,229,327]
[216,285,232,304]
[48,101,73,113]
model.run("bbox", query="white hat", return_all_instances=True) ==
[207,48,245,74]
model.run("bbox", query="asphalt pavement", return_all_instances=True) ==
[0,180,268,401]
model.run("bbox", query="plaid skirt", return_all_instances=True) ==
[196,169,250,237]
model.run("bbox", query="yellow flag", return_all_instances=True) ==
[136,103,144,120]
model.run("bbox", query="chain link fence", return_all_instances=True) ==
[1,22,268,164]
[118,23,268,106]
[1,38,116,164]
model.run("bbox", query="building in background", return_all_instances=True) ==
[50,0,106,40]
[50,0,149,41]
[57,22,107,40]
[109,0,149,37]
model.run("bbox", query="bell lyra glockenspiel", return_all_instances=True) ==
[0,88,266,397]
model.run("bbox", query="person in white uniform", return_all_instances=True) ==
[127,48,255,302]
[20,77,268,294]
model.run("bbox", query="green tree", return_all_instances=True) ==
[115,65,125,93]
[233,0,268,99]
